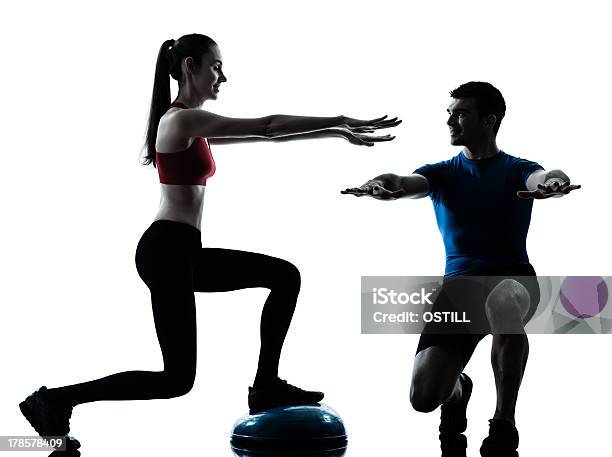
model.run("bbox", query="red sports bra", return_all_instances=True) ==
[155,101,216,185]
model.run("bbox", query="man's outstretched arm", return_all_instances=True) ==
[341,173,430,200]
[519,169,581,199]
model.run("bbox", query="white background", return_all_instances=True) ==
[1,1,611,456]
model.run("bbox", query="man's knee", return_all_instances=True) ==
[410,346,464,413]
[410,367,448,413]
[486,279,530,320]
[410,383,443,413]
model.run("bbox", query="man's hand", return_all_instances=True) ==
[517,181,581,199]
[341,180,405,199]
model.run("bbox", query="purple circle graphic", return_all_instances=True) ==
[560,276,609,318]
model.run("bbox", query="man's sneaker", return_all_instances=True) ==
[248,378,324,414]
[19,386,73,437]
[480,419,519,457]
[439,432,467,457]
[440,373,473,434]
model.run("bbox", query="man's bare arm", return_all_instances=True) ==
[341,173,430,200]
[519,169,581,199]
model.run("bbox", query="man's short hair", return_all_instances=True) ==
[450,82,506,133]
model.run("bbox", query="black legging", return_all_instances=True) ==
[49,219,300,406]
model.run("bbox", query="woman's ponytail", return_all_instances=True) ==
[142,39,174,167]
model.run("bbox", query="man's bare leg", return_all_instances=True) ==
[410,345,466,413]
[411,344,474,456]
[482,279,531,456]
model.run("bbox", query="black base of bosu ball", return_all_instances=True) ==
[230,404,347,457]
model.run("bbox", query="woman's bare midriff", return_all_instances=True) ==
[154,184,206,231]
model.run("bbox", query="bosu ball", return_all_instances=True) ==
[230,404,348,456]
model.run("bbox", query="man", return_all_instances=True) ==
[342,82,580,457]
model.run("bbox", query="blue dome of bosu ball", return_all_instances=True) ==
[230,404,347,457]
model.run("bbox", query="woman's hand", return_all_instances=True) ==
[340,115,402,132]
[340,130,396,146]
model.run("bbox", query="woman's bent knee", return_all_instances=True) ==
[267,259,301,291]
[161,371,195,398]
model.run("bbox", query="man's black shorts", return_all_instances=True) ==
[415,263,540,366]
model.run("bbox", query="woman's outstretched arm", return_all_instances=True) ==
[208,128,395,146]
[168,108,400,140]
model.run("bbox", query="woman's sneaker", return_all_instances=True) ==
[480,419,519,457]
[19,386,74,437]
[248,378,324,414]
[49,436,81,455]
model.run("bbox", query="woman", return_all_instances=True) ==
[20,34,401,441]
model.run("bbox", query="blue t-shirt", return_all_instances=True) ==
[413,151,544,277]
